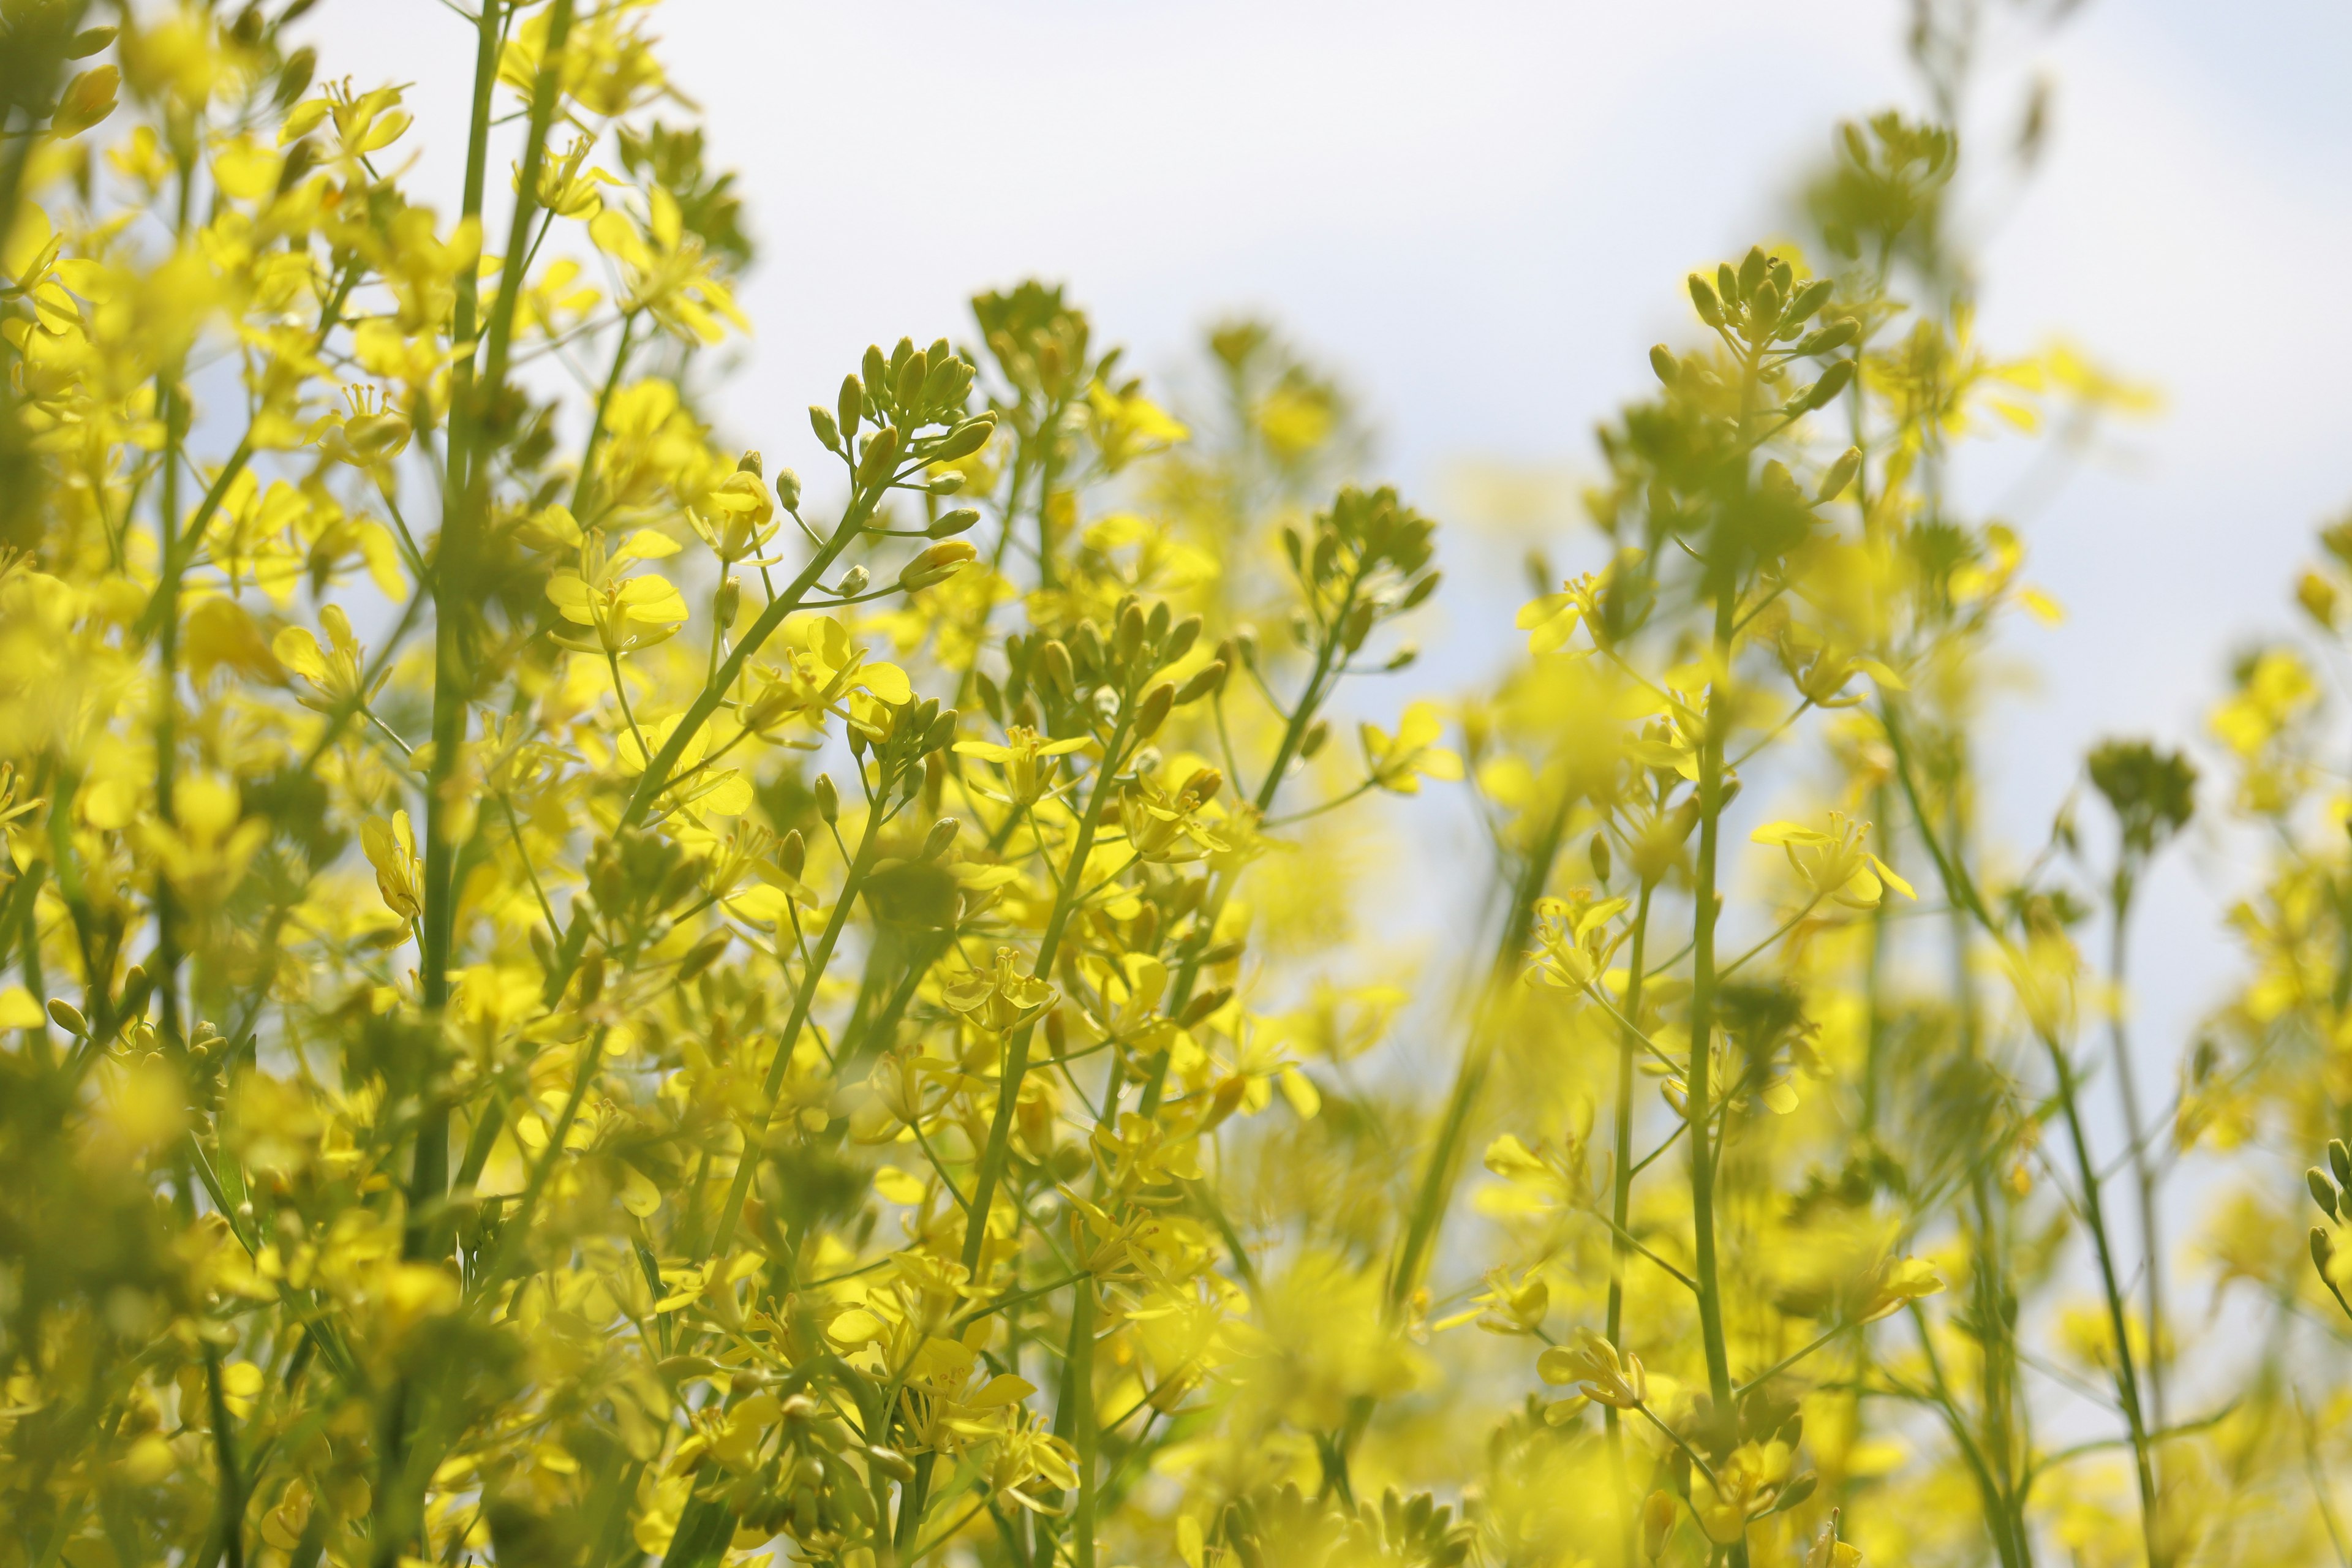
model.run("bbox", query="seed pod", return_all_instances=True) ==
[780,829,806,880]
[1179,987,1232,1029]
[921,818,960,860]
[1815,448,1862,505]
[813,774,839,824]
[2332,1139,2351,1189]
[1134,680,1175,741]
[808,405,841,453]
[1174,660,1227,704]
[47,998,86,1036]
[1649,345,1679,386]
[1589,832,1613,884]
[836,374,864,441]
[928,507,980,538]
[775,468,802,511]
[2313,1167,2341,1219]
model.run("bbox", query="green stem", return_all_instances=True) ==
[1605,878,1656,1564]
[959,706,1137,1276]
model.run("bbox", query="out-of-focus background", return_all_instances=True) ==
[316,0,2352,1106]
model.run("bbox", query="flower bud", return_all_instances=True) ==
[922,709,959,753]
[1589,832,1613,884]
[47,998,86,1036]
[1299,718,1329,760]
[1133,680,1175,741]
[715,575,741,628]
[1038,639,1074,693]
[775,468,802,511]
[736,449,763,477]
[928,507,981,538]
[2316,1225,2337,1277]
[921,817,960,860]
[931,414,997,462]
[836,374,864,442]
[1174,661,1227,704]
[1649,345,1679,386]
[1796,319,1860,356]
[1163,614,1202,665]
[855,426,901,488]
[780,830,806,880]
[1789,358,1855,415]
[1642,1490,1676,1561]
[2331,1139,2350,1190]
[814,774,839,824]
[1687,274,1723,326]
[1816,448,1862,505]
[1178,987,1232,1029]
[1115,601,1147,666]
[2313,1167,2340,1220]
[899,540,977,592]
[809,405,841,453]
[837,565,869,598]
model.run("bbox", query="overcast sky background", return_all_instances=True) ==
[314,0,2352,1145]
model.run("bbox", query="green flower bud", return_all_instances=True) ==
[809,405,841,453]
[813,774,839,824]
[929,507,981,538]
[837,374,865,442]
[1133,680,1175,741]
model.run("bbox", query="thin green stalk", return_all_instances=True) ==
[959,704,1137,1276]
[1683,583,1737,1417]
[1882,700,2161,1568]
[1606,877,1656,1562]
[699,804,889,1266]
[2106,875,2166,1432]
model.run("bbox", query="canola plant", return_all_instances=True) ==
[2,4,2350,1567]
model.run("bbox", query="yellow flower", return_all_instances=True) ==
[1751,812,1913,910]
[1536,1328,1645,1410]
[942,947,1057,1032]
[361,809,424,923]
[954,725,1089,806]
[1359,701,1463,794]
